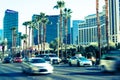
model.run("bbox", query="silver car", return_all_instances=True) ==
[21,57,54,74]
[68,56,92,67]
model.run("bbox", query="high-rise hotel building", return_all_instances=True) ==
[72,20,84,44]
[3,9,19,49]
[78,0,120,46]
[109,0,120,43]
[78,7,105,45]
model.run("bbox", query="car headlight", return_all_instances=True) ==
[31,66,39,70]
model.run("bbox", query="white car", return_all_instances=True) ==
[36,54,61,64]
[21,57,54,74]
[68,56,92,67]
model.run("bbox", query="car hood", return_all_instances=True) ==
[79,60,91,62]
[49,57,59,59]
[30,63,52,67]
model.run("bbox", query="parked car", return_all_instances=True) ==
[3,57,13,63]
[21,57,54,74]
[100,50,120,72]
[13,57,22,63]
[68,56,92,67]
[36,54,61,64]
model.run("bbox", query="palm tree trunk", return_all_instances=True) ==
[25,26,28,57]
[60,9,63,59]
[32,28,34,47]
[96,0,101,60]
[28,27,31,57]
[37,23,40,54]
[25,26,27,48]
[40,24,42,54]
[105,0,109,50]
[43,24,46,54]
[64,18,68,60]
[28,27,31,47]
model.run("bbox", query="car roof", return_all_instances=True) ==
[29,57,43,59]
[102,50,120,58]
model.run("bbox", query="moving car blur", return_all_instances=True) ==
[21,57,54,74]
[100,50,120,72]
[68,56,92,67]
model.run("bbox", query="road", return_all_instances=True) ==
[0,63,120,80]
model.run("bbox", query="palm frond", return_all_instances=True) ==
[53,5,58,9]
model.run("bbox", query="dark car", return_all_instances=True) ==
[3,57,13,63]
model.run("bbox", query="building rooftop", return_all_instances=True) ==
[5,9,18,13]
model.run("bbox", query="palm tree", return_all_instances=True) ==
[41,16,50,53]
[1,39,7,61]
[105,0,109,50]
[28,21,33,47]
[54,0,65,59]
[34,13,46,53]
[22,21,30,49]
[30,20,37,48]
[34,15,40,53]
[39,12,46,53]
[96,0,101,61]
[63,8,72,60]
[20,34,28,57]
[11,27,17,58]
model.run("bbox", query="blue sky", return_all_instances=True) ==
[0,0,105,33]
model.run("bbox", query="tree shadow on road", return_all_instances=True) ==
[0,72,27,77]
[0,71,51,77]
[66,71,120,76]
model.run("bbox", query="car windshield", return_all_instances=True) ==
[36,55,46,57]
[79,57,88,61]
[4,57,11,59]
[30,59,46,63]
[49,54,57,57]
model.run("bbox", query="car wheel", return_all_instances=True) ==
[101,65,106,72]
[22,67,26,73]
[22,69,26,73]
[69,62,72,66]
[77,62,81,67]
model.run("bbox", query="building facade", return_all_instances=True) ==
[78,0,120,46]
[0,29,3,43]
[72,20,84,45]
[109,0,120,44]
[78,7,106,46]
[3,9,19,49]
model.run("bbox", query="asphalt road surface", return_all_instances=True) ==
[0,63,120,80]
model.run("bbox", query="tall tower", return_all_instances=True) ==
[109,0,120,43]
[3,9,18,49]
